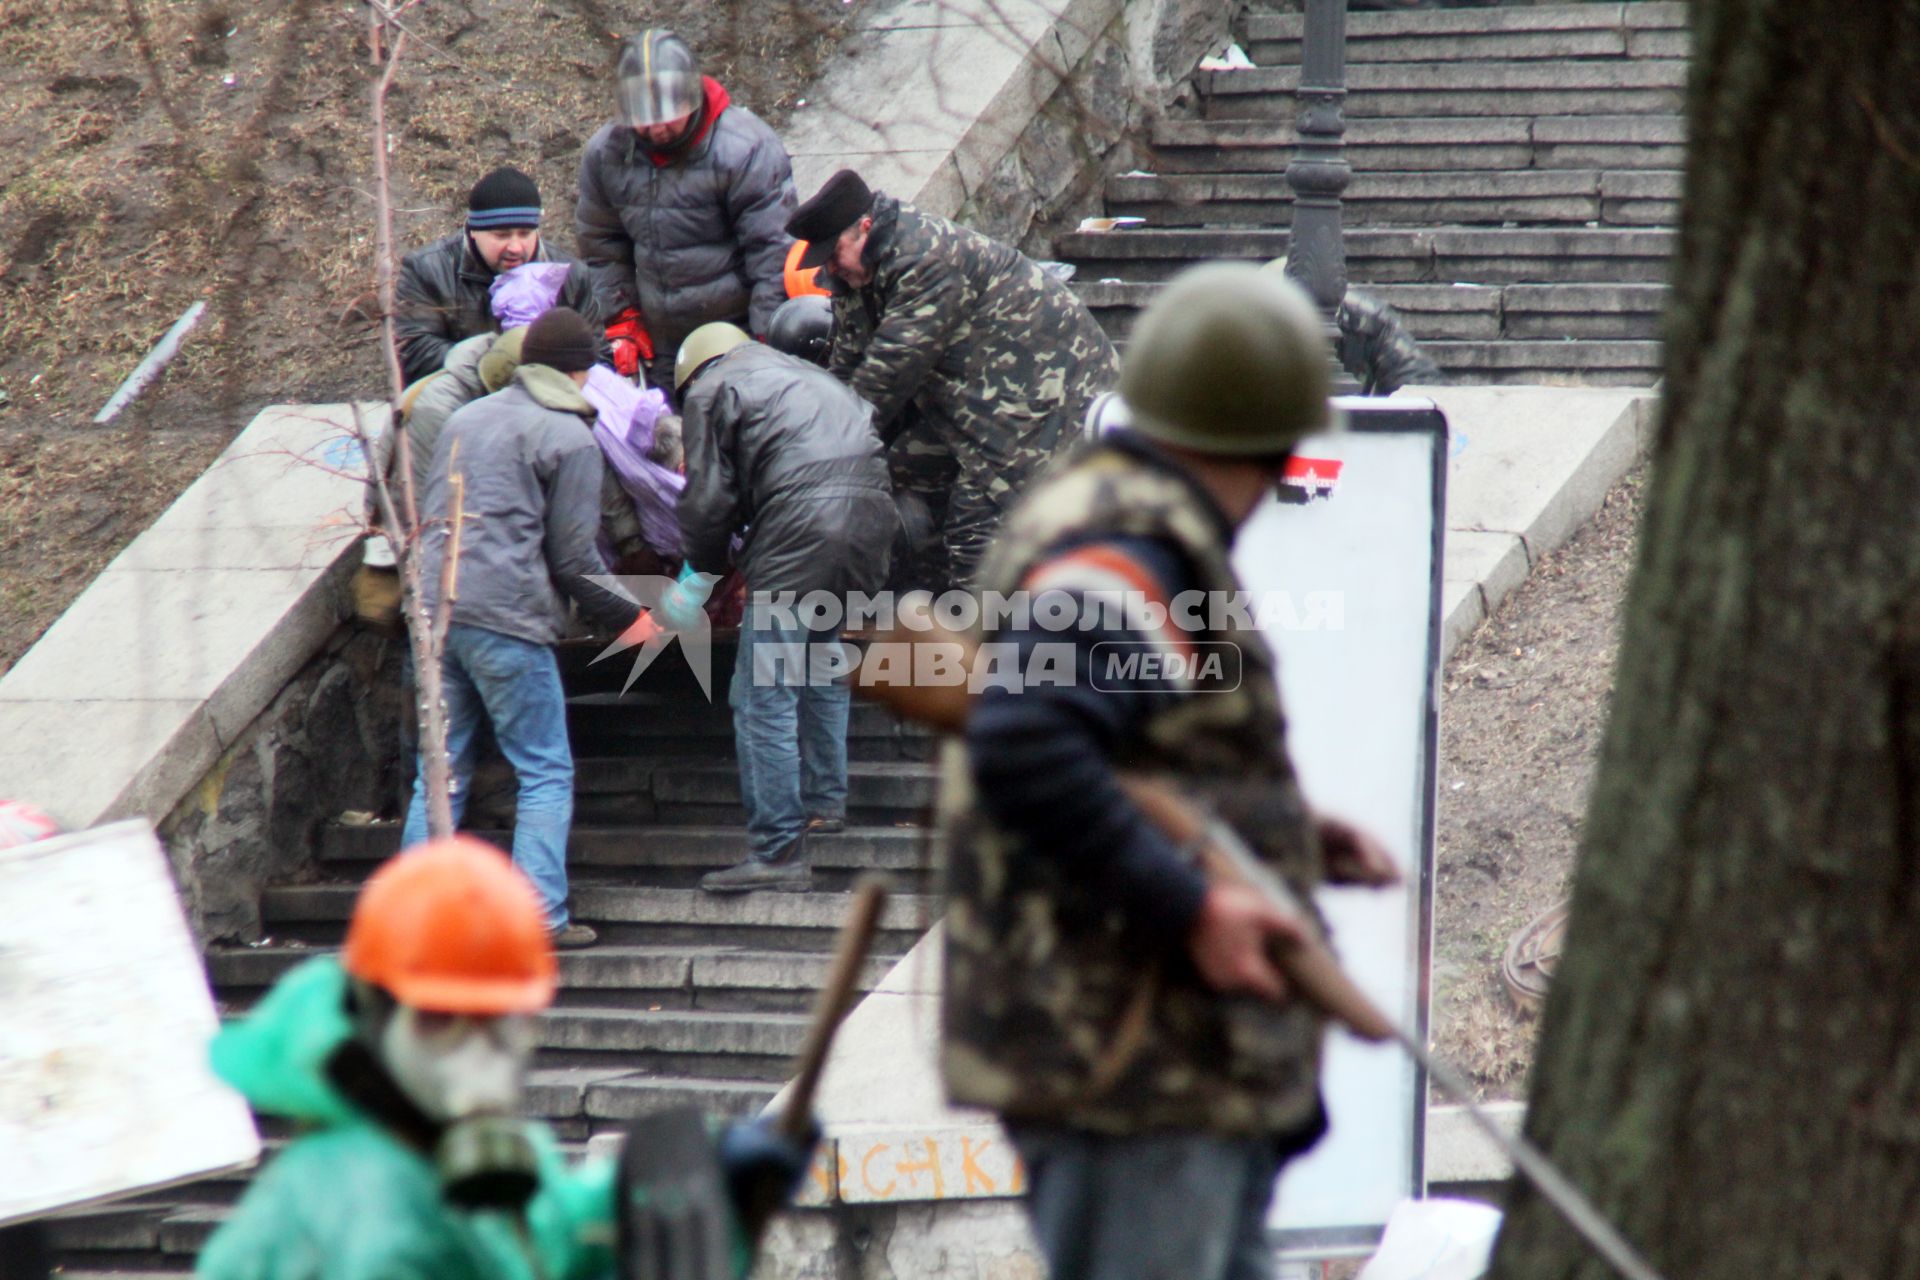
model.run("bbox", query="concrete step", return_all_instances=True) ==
[537,1007,807,1074]
[1057,226,1675,284]
[1200,59,1688,120]
[1076,280,1668,342]
[1245,2,1687,66]
[47,1198,217,1273]
[317,822,930,876]
[1421,338,1662,385]
[584,1073,779,1124]
[260,882,933,951]
[1144,114,1685,174]
[210,943,896,1013]
[1105,168,1680,229]
[566,693,931,761]
[570,757,938,825]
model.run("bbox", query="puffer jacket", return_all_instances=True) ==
[678,343,894,601]
[394,231,602,383]
[417,365,642,645]
[575,74,795,356]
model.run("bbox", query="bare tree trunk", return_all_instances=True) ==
[363,2,457,841]
[1487,6,1920,1280]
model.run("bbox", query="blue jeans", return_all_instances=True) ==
[1007,1125,1285,1280]
[402,624,575,927]
[730,616,851,858]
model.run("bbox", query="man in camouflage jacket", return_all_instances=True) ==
[786,169,1119,586]
[1264,258,1440,395]
[937,264,1397,1280]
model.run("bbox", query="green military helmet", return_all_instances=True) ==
[1119,261,1335,457]
[674,322,752,391]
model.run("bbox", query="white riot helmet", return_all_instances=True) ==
[616,30,703,128]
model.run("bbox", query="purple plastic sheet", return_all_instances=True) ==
[583,366,684,559]
[489,262,572,327]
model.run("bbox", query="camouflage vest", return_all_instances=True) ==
[937,439,1325,1138]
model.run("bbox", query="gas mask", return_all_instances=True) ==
[380,1005,539,1209]
[335,981,542,1210]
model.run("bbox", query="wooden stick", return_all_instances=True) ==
[780,874,890,1142]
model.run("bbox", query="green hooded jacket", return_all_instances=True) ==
[196,956,616,1280]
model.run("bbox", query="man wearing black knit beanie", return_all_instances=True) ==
[405,307,646,950]
[394,166,605,384]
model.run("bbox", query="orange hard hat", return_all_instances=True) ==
[343,836,558,1015]
[785,240,830,298]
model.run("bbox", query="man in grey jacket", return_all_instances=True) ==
[402,308,644,947]
[576,30,796,391]
[673,323,896,893]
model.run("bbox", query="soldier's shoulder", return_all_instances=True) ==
[1339,287,1392,322]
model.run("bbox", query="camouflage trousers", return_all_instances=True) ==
[887,412,959,592]
[888,410,1058,590]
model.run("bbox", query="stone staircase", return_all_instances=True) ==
[45,635,939,1275]
[1060,1,1688,385]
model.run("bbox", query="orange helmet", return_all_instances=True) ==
[784,239,830,298]
[343,836,558,1015]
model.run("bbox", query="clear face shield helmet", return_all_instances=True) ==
[617,31,703,128]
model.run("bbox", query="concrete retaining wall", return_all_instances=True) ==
[784,0,1234,253]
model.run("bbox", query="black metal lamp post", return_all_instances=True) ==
[1283,0,1353,381]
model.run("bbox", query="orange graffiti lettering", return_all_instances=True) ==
[960,1135,997,1195]
[894,1138,945,1199]
[808,1153,835,1200]
[860,1142,897,1198]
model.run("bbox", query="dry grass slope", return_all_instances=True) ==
[0,0,851,671]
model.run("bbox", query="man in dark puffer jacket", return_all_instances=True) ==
[575,30,796,391]
[393,167,601,384]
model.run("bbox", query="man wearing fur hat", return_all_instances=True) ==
[395,166,603,384]
[787,168,1118,586]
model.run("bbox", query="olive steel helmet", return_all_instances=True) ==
[342,835,557,1015]
[616,30,703,127]
[674,321,753,390]
[766,295,834,366]
[1119,262,1335,456]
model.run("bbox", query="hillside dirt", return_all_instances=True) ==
[1429,464,1647,1100]
[0,0,851,673]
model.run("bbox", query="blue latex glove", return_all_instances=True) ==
[659,562,720,630]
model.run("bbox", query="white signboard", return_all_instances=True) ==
[1232,401,1444,1252]
[0,820,260,1226]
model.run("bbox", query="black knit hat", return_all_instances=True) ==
[520,307,598,374]
[467,167,542,231]
[787,169,874,269]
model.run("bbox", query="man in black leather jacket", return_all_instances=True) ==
[394,167,601,384]
[673,323,895,894]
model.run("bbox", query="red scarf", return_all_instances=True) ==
[646,76,730,167]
